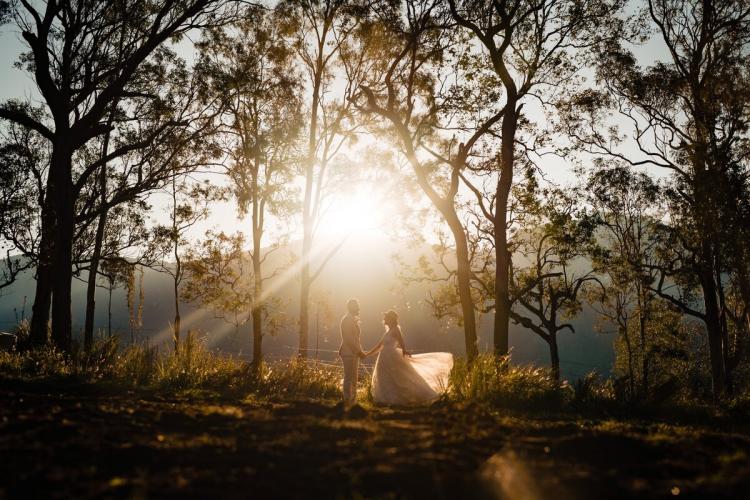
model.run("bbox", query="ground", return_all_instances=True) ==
[1,382,749,499]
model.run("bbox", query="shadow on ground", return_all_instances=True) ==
[1,382,749,499]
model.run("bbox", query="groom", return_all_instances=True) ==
[339,298,367,406]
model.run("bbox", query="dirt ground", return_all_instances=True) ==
[1,382,749,499]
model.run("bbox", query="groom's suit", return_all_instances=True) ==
[339,313,363,405]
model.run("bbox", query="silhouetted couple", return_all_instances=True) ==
[339,299,453,407]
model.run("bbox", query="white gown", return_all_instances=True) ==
[371,329,454,406]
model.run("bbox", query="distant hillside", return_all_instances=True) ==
[0,236,615,380]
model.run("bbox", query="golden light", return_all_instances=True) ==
[317,185,387,243]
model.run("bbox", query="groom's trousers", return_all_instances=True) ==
[341,355,359,405]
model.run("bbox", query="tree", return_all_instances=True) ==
[195,7,302,366]
[98,257,134,339]
[277,0,365,358]
[0,117,47,295]
[0,0,232,352]
[183,231,289,367]
[510,186,599,381]
[447,0,624,357]
[152,178,224,353]
[561,0,750,399]
[354,0,481,361]
[584,165,662,399]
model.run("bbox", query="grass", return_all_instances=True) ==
[448,354,570,411]
[2,337,749,420]
[0,334,344,401]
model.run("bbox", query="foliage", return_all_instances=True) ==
[0,335,342,401]
[449,354,570,410]
[252,358,342,400]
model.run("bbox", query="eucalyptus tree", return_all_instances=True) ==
[353,0,481,360]
[276,0,367,357]
[510,186,599,381]
[151,178,225,353]
[0,117,47,295]
[447,0,624,357]
[0,0,233,352]
[584,165,663,398]
[561,0,750,398]
[195,7,303,366]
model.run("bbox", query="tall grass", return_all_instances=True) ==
[449,354,570,410]
[0,334,342,400]
[253,359,342,400]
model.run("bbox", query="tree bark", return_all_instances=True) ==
[493,104,517,357]
[700,257,727,400]
[84,102,117,351]
[549,332,560,382]
[83,210,106,351]
[299,47,324,358]
[446,211,479,361]
[173,262,181,353]
[29,198,54,347]
[251,169,264,368]
[171,177,182,354]
[49,142,74,352]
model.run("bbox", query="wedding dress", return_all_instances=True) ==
[371,329,453,406]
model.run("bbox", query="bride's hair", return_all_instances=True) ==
[383,310,399,328]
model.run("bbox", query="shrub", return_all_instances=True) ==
[0,330,344,401]
[151,332,243,392]
[449,354,569,411]
[572,371,615,410]
[0,345,71,379]
[253,358,341,400]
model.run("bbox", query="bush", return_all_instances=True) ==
[0,345,71,379]
[253,358,341,400]
[0,331,344,401]
[449,354,569,411]
[151,332,243,392]
[572,371,615,410]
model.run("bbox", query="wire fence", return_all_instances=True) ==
[279,346,376,375]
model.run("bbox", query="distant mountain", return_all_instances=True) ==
[0,236,615,380]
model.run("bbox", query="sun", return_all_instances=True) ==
[318,185,386,243]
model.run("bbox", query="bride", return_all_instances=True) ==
[365,310,453,406]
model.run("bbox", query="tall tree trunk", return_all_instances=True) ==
[251,173,263,368]
[692,104,727,401]
[299,238,311,358]
[446,212,478,361]
[700,258,727,401]
[251,306,262,368]
[49,143,74,352]
[83,103,117,351]
[173,275,181,353]
[299,56,323,358]
[494,104,517,357]
[29,198,54,347]
[171,178,181,354]
[549,332,560,382]
[107,283,113,338]
[636,286,650,395]
[621,320,636,401]
[84,210,106,351]
[715,254,733,394]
